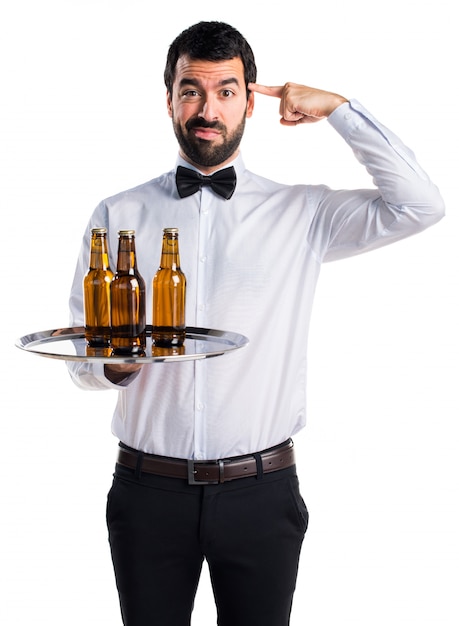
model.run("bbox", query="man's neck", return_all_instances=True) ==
[179,149,240,175]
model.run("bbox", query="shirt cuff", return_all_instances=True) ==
[67,360,125,391]
[327,99,367,140]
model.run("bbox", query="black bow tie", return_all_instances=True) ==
[176,165,237,200]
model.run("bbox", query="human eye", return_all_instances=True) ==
[220,88,235,98]
[182,89,200,99]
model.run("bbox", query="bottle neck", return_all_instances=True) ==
[116,236,137,273]
[89,234,111,270]
[160,235,181,270]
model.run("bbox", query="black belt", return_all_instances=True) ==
[117,439,295,485]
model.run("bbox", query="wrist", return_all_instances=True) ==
[327,94,348,116]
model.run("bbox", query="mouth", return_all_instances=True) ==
[186,117,224,141]
[191,127,221,141]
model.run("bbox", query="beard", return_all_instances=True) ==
[172,111,247,168]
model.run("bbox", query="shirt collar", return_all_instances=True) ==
[175,153,245,180]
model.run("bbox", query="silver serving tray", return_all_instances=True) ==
[15,326,249,363]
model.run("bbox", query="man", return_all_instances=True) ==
[68,21,444,626]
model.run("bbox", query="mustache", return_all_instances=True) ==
[185,117,226,132]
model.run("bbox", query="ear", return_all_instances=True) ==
[246,90,254,118]
[166,91,173,118]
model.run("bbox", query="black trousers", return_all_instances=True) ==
[106,460,308,626]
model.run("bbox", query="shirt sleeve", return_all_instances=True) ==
[312,99,445,262]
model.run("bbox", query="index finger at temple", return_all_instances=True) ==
[248,83,284,98]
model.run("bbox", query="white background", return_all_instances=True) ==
[1,1,458,624]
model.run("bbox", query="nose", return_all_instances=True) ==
[198,96,218,121]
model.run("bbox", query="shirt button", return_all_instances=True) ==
[344,113,351,120]
[198,303,205,311]
[200,256,207,263]
[196,402,204,411]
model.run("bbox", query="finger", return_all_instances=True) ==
[280,115,323,126]
[248,83,284,98]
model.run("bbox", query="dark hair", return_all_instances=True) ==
[164,21,257,96]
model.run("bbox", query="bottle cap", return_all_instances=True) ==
[91,227,107,234]
[164,227,179,234]
[118,229,135,236]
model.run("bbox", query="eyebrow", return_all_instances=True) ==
[178,77,241,89]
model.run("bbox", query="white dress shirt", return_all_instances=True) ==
[68,100,444,460]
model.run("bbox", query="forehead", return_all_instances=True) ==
[173,55,245,86]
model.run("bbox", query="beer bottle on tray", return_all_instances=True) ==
[110,229,146,355]
[152,227,186,347]
[83,227,113,347]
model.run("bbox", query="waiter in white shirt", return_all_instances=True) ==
[68,20,444,626]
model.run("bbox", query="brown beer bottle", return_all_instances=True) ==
[84,227,113,347]
[152,228,186,346]
[110,230,146,355]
